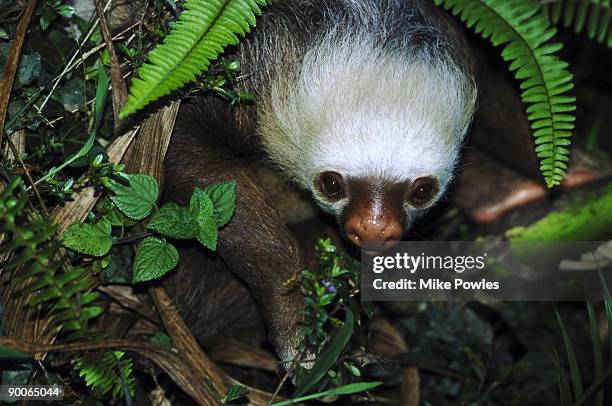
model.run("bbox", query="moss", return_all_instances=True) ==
[506,184,612,241]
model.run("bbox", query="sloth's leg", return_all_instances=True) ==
[164,101,305,368]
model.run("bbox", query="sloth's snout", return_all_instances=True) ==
[344,215,402,251]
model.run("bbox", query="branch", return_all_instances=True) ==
[94,0,128,132]
[0,0,37,145]
[0,337,220,404]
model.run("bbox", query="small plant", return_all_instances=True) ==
[554,271,612,406]
[60,173,236,283]
[38,0,75,30]
[192,59,255,105]
[0,176,135,399]
[286,239,380,403]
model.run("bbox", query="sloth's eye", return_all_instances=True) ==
[408,177,438,206]
[317,171,345,199]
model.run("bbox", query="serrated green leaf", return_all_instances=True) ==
[190,187,214,222]
[107,174,159,220]
[147,202,197,239]
[204,180,236,227]
[196,215,218,250]
[132,237,179,283]
[60,220,112,257]
[102,207,136,227]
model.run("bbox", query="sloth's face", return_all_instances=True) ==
[311,170,443,252]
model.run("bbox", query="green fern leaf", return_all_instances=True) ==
[76,351,135,399]
[542,0,612,48]
[435,0,576,187]
[119,0,269,118]
[1,177,133,400]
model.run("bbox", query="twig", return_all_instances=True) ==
[95,0,128,130]
[0,337,224,404]
[148,286,224,406]
[5,134,48,216]
[37,0,114,113]
[114,231,154,244]
[267,348,305,405]
[73,24,137,70]
[0,0,37,145]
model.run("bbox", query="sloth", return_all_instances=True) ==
[164,0,477,366]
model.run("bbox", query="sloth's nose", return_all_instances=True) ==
[345,215,402,251]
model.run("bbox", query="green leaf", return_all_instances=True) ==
[107,174,159,220]
[556,309,583,399]
[189,187,214,223]
[40,6,56,30]
[344,362,361,377]
[60,220,112,257]
[94,59,108,132]
[149,332,172,350]
[294,308,354,396]
[272,382,383,406]
[30,132,95,190]
[147,203,197,239]
[119,0,269,117]
[75,351,135,399]
[102,207,135,227]
[572,365,612,406]
[222,384,249,404]
[0,345,28,360]
[542,0,612,49]
[586,300,604,406]
[204,181,236,227]
[195,215,218,251]
[597,269,612,364]
[436,0,575,187]
[132,237,179,283]
[56,4,75,18]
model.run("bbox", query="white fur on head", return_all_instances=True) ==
[258,4,477,214]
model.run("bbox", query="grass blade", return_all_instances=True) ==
[272,381,383,406]
[554,350,573,406]
[572,365,612,406]
[597,268,612,364]
[94,59,109,133]
[586,300,604,406]
[556,309,584,398]
[294,308,354,397]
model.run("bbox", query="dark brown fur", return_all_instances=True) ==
[165,97,305,361]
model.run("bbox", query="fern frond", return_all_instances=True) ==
[436,0,576,187]
[1,177,132,399]
[119,0,269,118]
[542,0,612,48]
[76,351,135,399]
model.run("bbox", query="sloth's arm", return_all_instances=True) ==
[164,100,305,366]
